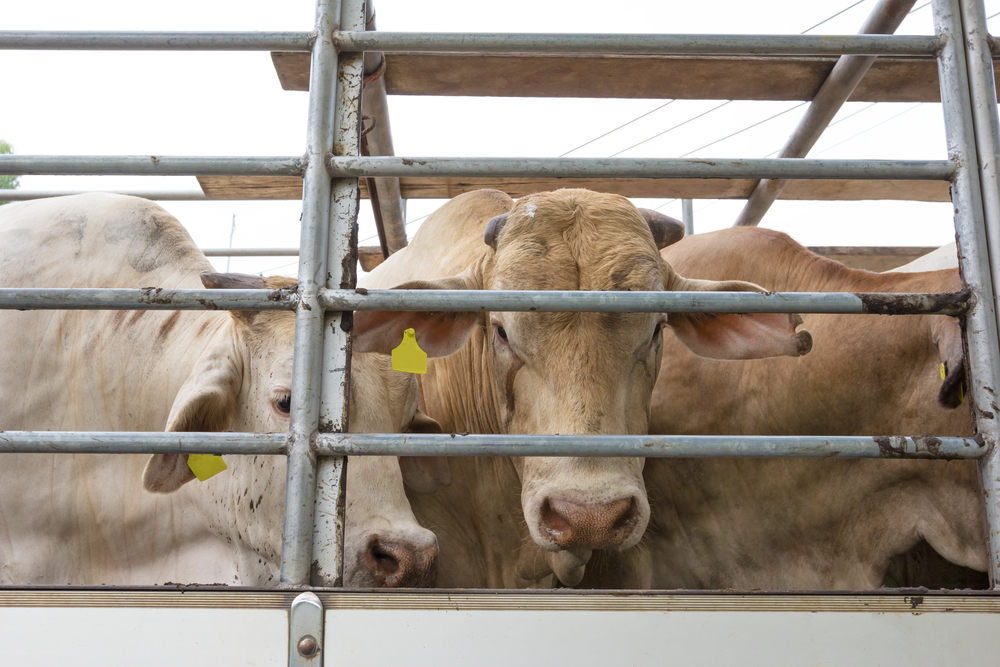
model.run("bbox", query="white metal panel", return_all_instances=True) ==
[324,609,1000,667]
[0,607,286,666]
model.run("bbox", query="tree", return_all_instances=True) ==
[0,140,19,206]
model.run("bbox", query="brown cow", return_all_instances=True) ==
[577,226,986,590]
[360,189,812,586]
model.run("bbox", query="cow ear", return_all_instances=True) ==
[667,277,813,360]
[353,271,482,358]
[932,315,967,409]
[143,326,243,493]
[399,410,451,494]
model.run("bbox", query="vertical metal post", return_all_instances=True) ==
[289,592,325,666]
[310,0,366,588]
[681,199,694,235]
[280,0,344,587]
[932,0,1000,587]
[733,0,916,227]
[363,1,408,252]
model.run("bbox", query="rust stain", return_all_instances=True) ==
[858,288,970,316]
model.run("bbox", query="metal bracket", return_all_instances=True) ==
[289,592,324,667]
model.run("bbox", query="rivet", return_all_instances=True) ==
[298,635,319,657]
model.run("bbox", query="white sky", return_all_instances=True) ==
[3,0,999,277]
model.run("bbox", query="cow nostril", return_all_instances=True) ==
[611,498,637,533]
[369,542,400,576]
[540,498,572,536]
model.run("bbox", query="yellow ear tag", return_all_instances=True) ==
[940,362,947,381]
[391,328,428,374]
[187,454,228,482]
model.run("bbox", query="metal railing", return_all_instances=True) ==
[3,0,1000,662]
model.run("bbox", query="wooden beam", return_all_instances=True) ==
[808,246,935,272]
[271,51,1000,102]
[197,175,951,202]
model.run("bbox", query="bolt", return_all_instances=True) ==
[298,635,319,658]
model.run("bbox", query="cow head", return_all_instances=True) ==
[140,272,477,587]
[391,189,812,573]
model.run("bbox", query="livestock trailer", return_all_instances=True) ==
[2,0,1000,664]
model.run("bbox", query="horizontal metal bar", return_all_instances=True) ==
[0,288,967,315]
[201,248,299,257]
[0,288,297,310]
[0,31,314,51]
[327,156,957,181]
[325,289,970,316]
[0,431,985,459]
[0,156,304,177]
[0,431,286,454]
[334,31,941,56]
[0,190,211,201]
[317,433,989,459]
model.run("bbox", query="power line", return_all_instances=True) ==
[812,103,922,157]
[610,101,733,157]
[800,0,869,34]
[559,101,676,157]
[679,102,808,158]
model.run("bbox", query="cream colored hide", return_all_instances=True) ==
[0,194,475,587]
[362,189,812,587]
[577,227,984,590]
[887,242,959,273]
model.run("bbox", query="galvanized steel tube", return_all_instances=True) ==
[201,248,299,257]
[734,0,916,227]
[321,288,970,316]
[0,30,314,50]
[0,287,966,315]
[280,0,342,589]
[932,0,1000,588]
[0,155,303,177]
[315,433,988,459]
[681,199,694,235]
[0,431,285,454]
[310,0,367,589]
[326,156,955,180]
[333,31,939,56]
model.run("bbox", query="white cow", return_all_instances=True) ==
[0,194,477,587]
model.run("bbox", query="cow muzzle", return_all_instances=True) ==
[360,533,438,588]
[539,496,642,551]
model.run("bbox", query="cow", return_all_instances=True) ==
[359,189,813,587]
[0,193,478,587]
[575,226,986,590]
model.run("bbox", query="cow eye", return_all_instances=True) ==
[497,326,508,342]
[274,393,291,415]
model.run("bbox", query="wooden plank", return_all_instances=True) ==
[198,175,951,202]
[271,51,1000,102]
[809,246,935,272]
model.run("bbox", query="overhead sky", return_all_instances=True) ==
[3,0,998,276]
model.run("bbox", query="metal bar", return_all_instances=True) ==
[280,0,342,589]
[201,248,299,257]
[932,0,1000,588]
[734,0,917,227]
[0,190,211,201]
[681,199,694,235]
[0,288,296,310]
[362,2,407,253]
[326,156,956,180]
[288,592,324,666]
[959,0,1000,589]
[333,31,940,56]
[320,288,970,316]
[310,0,366,590]
[315,433,988,459]
[0,288,967,315]
[0,431,285,454]
[0,30,313,51]
[0,430,984,460]
[0,156,303,177]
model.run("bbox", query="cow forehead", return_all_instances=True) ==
[490,192,664,292]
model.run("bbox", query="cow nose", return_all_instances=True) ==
[540,497,638,550]
[364,535,438,588]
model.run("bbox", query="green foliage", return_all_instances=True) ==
[0,140,19,206]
